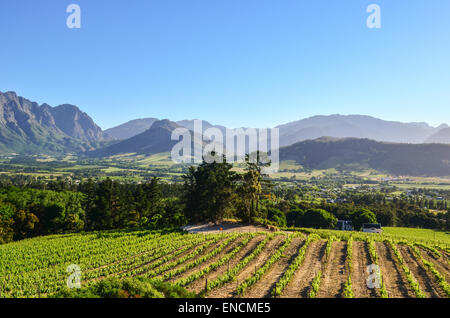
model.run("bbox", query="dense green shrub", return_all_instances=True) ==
[350,208,377,230]
[297,208,337,229]
[286,208,304,227]
[267,207,287,227]
[51,277,196,298]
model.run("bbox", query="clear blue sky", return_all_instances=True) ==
[1,0,449,129]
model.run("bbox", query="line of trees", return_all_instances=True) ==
[0,177,187,244]
[1,151,449,244]
[182,152,272,224]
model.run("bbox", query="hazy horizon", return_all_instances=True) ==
[1,89,449,131]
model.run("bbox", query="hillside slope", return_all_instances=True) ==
[104,118,159,140]
[91,119,207,157]
[426,127,450,144]
[280,137,450,176]
[0,91,109,154]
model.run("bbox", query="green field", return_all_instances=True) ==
[383,227,450,244]
[391,183,450,191]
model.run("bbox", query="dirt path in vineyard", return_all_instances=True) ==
[398,245,442,298]
[375,242,415,298]
[241,237,305,298]
[280,240,327,298]
[351,241,378,298]
[316,241,347,298]
[206,234,286,298]
[417,247,450,283]
[187,234,267,294]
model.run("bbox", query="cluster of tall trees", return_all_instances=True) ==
[344,193,449,229]
[0,187,85,243]
[349,192,449,211]
[182,152,271,223]
[285,206,376,230]
[0,178,187,244]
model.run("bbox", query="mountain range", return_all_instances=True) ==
[276,115,447,146]
[1,90,450,176]
[0,91,111,154]
[105,115,450,146]
[105,118,229,141]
